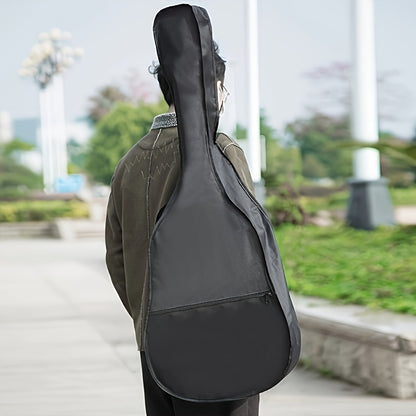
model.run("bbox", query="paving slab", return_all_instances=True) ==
[1,238,415,415]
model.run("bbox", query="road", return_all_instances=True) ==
[1,238,415,416]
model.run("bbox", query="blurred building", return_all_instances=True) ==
[65,117,93,144]
[4,115,92,174]
[0,111,13,144]
[13,117,40,146]
[12,116,92,147]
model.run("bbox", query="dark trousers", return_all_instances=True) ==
[140,352,259,416]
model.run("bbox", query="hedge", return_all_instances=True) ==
[0,200,89,222]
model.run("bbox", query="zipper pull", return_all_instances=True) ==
[264,292,273,305]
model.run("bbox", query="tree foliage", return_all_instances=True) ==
[235,112,302,188]
[296,61,411,183]
[2,138,34,157]
[235,112,305,226]
[303,61,407,125]
[87,72,155,124]
[286,112,352,179]
[263,139,302,188]
[67,138,86,173]
[85,99,168,184]
[337,135,416,186]
[87,85,129,124]
[0,142,42,199]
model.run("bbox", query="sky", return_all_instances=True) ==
[1,0,416,140]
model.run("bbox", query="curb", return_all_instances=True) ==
[0,219,104,240]
[293,294,416,398]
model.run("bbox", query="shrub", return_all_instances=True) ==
[0,155,42,200]
[0,200,89,222]
[265,184,305,226]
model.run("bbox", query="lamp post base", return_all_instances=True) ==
[346,177,396,230]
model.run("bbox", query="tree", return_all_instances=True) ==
[0,140,42,199]
[303,61,407,125]
[286,112,352,179]
[67,138,86,173]
[235,111,302,188]
[87,71,155,124]
[301,154,327,179]
[85,99,168,184]
[2,138,34,157]
[296,61,411,182]
[235,112,305,226]
[87,85,129,124]
[338,136,416,186]
[262,135,302,188]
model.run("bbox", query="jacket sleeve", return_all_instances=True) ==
[216,134,256,197]
[105,188,132,317]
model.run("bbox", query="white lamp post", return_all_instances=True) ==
[347,0,395,229]
[19,28,83,193]
[246,0,265,204]
[351,0,380,181]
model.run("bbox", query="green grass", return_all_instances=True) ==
[276,224,416,315]
[300,191,348,214]
[390,187,416,206]
[301,186,416,214]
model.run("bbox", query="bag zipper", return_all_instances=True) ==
[151,290,274,316]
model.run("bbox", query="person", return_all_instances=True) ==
[105,42,259,416]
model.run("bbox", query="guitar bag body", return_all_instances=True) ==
[144,4,301,402]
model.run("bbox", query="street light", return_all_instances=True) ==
[245,0,265,205]
[19,28,83,193]
[347,0,395,229]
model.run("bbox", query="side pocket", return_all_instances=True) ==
[145,290,290,401]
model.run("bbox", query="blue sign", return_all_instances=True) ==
[54,174,83,193]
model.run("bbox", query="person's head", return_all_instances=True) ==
[150,42,227,111]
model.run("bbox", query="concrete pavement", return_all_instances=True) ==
[1,238,415,416]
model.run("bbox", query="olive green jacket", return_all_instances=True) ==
[105,121,255,351]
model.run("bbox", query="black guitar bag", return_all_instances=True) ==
[144,4,301,402]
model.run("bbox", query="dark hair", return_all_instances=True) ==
[149,42,226,106]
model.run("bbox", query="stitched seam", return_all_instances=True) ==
[145,129,162,241]
[138,135,178,150]
[140,128,163,346]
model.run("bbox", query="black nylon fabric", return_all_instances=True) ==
[147,293,290,401]
[210,143,301,374]
[145,4,301,402]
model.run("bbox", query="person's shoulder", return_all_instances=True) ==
[112,127,179,180]
[215,132,243,154]
[137,126,178,151]
[120,127,179,165]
